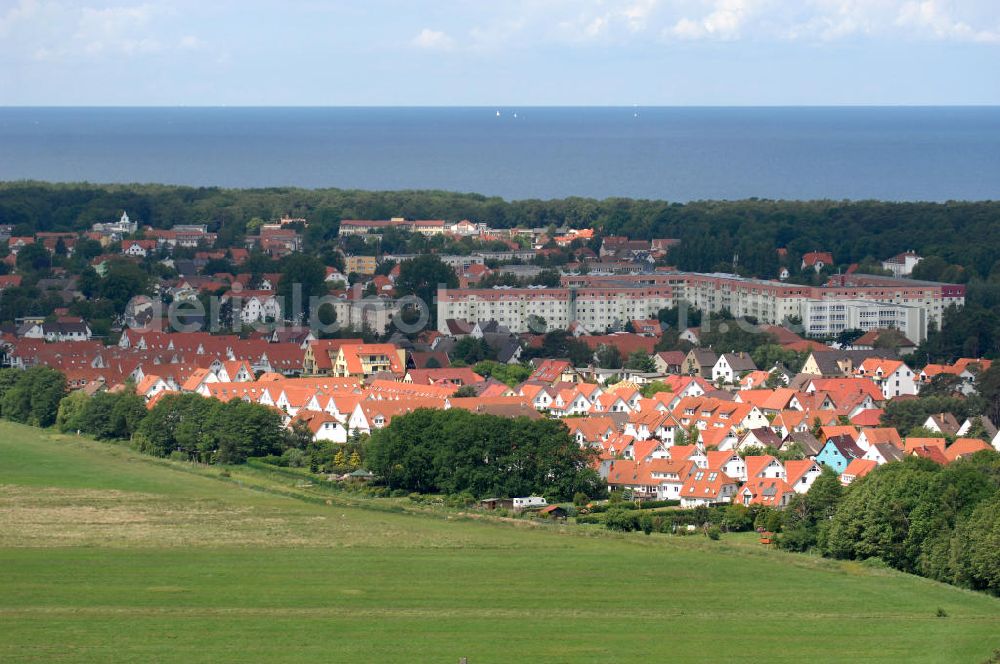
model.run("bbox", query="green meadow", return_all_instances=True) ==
[1,420,998,663]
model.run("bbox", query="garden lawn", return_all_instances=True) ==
[1,421,998,663]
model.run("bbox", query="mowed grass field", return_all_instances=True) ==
[1,421,999,663]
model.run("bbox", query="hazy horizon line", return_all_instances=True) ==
[2,104,999,110]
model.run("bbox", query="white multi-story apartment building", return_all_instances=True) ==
[437,285,674,334]
[438,272,963,338]
[799,299,928,342]
[331,297,401,336]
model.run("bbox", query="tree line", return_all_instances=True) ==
[365,408,603,501]
[3,183,999,278]
[776,453,1000,596]
[3,183,1000,358]
[0,367,297,464]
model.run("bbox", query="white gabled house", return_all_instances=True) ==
[711,352,757,385]
[706,450,746,481]
[854,358,917,398]
[550,390,592,417]
[784,459,824,494]
[679,469,738,507]
[744,455,787,481]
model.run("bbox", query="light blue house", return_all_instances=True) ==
[815,435,865,474]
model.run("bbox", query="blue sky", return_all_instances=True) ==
[1,0,998,105]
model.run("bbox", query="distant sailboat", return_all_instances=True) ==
[513,112,518,119]
[496,109,501,117]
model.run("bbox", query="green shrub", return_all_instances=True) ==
[590,502,638,513]
[636,499,680,509]
[638,513,653,535]
[861,557,889,569]
[604,508,639,532]
[720,504,753,532]
[706,526,721,540]
[281,448,307,468]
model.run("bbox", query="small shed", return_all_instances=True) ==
[479,498,514,511]
[346,468,375,482]
[538,505,568,519]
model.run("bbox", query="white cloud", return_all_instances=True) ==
[412,27,455,50]
[556,0,661,42]
[666,0,764,40]
[73,3,163,56]
[622,0,660,32]
[537,0,1000,44]
[896,0,999,43]
[583,16,608,38]
[0,1,208,62]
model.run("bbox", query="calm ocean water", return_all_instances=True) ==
[0,107,998,201]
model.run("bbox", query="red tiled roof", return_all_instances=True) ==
[842,458,877,480]
[944,438,991,462]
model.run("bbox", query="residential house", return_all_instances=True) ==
[956,415,997,440]
[293,410,348,443]
[850,329,918,356]
[653,351,685,375]
[706,450,746,481]
[801,251,834,272]
[528,359,581,385]
[712,352,757,384]
[302,338,365,375]
[223,290,282,325]
[944,438,992,462]
[630,319,662,336]
[332,344,407,381]
[733,428,783,453]
[784,459,824,494]
[780,431,823,457]
[881,251,922,278]
[923,412,961,436]
[815,434,865,474]
[122,239,157,257]
[862,443,905,466]
[801,349,895,378]
[854,358,917,398]
[840,458,877,485]
[744,455,787,481]
[737,478,795,508]
[679,468,739,507]
[855,427,903,452]
[404,367,483,387]
[908,445,949,465]
[682,349,719,377]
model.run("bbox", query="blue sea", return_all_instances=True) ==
[0,107,998,201]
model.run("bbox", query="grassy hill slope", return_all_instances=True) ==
[1,421,998,663]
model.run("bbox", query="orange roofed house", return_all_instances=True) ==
[331,344,407,381]
[801,251,834,272]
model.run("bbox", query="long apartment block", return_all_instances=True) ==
[437,272,964,339]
